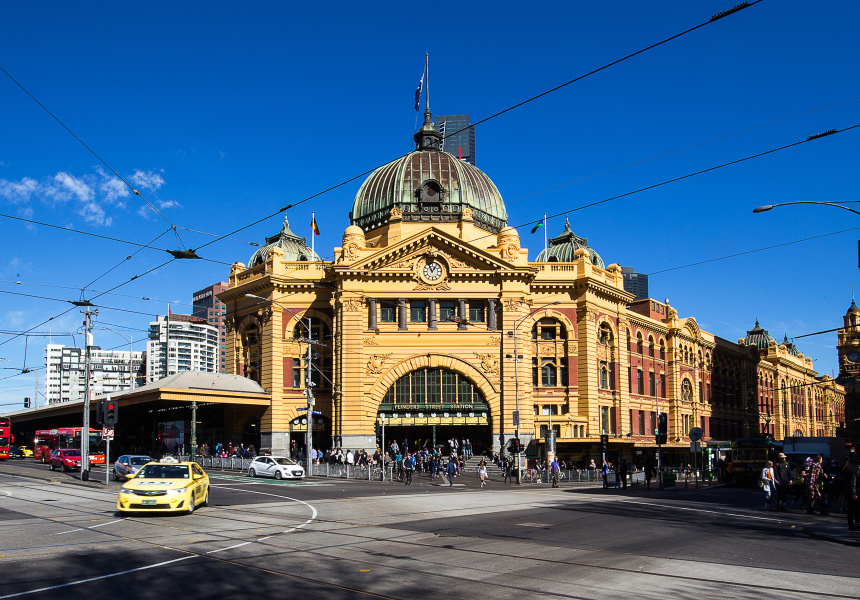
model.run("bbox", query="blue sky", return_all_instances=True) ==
[1,1,859,409]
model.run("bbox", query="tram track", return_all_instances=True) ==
[1,478,855,599]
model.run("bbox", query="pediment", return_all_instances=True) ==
[344,227,523,276]
[683,317,700,338]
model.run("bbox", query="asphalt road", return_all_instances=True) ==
[1,461,858,599]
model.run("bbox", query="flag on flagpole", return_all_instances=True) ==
[311,215,320,236]
[414,73,424,111]
[530,222,543,234]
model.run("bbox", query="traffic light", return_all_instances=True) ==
[656,412,668,445]
[104,401,118,426]
[600,434,609,454]
[95,400,105,425]
[24,397,30,408]
[374,420,381,440]
[508,438,523,454]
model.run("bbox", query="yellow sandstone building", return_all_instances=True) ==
[219,109,845,464]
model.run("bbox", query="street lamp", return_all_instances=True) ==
[507,300,560,484]
[753,200,860,217]
[245,293,318,478]
[0,358,37,409]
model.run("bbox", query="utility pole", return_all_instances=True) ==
[81,307,98,481]
[306,316,314,478]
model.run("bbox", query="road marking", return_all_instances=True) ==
[0,555,196,598]
[55,529,84,535]
[619,499,784,521]
[88,519,123,529]
[213,486,318,543]
[206,542,251,554]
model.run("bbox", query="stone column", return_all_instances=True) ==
[487,299,497,331]
[368,298,377,330]
[428,298,438,330]
[457,298,468,330]
[398,298,408,331]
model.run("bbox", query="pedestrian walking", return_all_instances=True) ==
[619,459,628,490]
[478,460,488,488]
[403,453,414,485]
[551,456,560,488]
[849,455,860,531]
[446,457,459,486]
[761,460,776,510]
[601,460,610,489]
[774,453,793,511]
[806,454,829,515]
[645,460,653,490]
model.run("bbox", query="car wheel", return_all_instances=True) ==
[50,462,55,471]
[249,468,256,478]
[186,492,195,515]
[202,487,210,507]
[41,455,46,464]
[275,470,283,480]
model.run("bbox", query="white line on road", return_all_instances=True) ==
[619,499,784,521]
[213,486,318,543]
[54,529,84,535]
[206,542,252,554]
[87,519,124,529]
[0,555,196,599]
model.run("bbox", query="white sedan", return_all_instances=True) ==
[248,456,305,480]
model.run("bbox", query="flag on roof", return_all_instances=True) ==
[530,222,543,234]
[414,73,424,111]
[311,215,320,236]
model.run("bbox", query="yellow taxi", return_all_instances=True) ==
[117,461,209,514]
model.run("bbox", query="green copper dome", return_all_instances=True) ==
[248,215,320,267]
[743,319,776,349]
[535,218,605,268]
[350,109,507,234]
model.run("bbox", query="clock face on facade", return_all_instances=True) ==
[848,351,860,363]
[423,261,443,281]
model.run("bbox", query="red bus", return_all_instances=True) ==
[34,428,105,464]
[0,416,12,459]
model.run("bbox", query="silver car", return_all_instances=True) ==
[248,456,305,480]
[113,455,154,481]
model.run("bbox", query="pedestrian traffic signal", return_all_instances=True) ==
[600,434,609,454]
[95,400,105,425]
[104,400,118,426]
[24,397,30,408]
[375,420,381,440]
[656,412,668,445]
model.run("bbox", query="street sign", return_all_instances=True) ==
[103,427,115,439]
[688,427,703,442]
[512,410,519,426]
[690,441,701,453]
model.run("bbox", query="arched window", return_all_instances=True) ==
[532,318,568,341]
[599,364,609,389]
[636,333,643,354]
[290,317,333,390]
[241,322,262,385]
[659,339,666,360]
[382,368,486,406]
[531,318,570,388]
[681,379,693,402]
[598,323,613,346]
[648,336,655,357]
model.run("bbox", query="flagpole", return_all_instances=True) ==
[543,213,548,255]
[311,211,316,259]
[425,52,429,112]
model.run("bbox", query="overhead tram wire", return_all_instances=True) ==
[0,64,185,247]
[80,227,173,290]
[190,3,762,256]
[462,121,860,248]
[0,279,196,308]
[440,1,763,144]
[647,225,860,276]
[0,289,166,318]
[0,258,178,348]
[503,95,860,207]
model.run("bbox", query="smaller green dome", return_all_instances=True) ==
[743,319,775,349]
[248,215,320,267]
[535,217,605,268]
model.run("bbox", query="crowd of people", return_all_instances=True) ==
[761,451,860,531]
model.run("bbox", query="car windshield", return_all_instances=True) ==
[130,457,154,466]
[64,449,81,457]
[273,458,297,466]
[136,464,189,479]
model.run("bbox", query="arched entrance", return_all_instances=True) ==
[376,366,492,456]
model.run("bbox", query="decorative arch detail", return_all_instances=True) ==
[369,354,500,416]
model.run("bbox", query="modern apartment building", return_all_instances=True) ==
[192,281,228,372]
[146,314,219,382]
[44,343,144,405]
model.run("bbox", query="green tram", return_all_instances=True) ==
[728,436,783,485]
